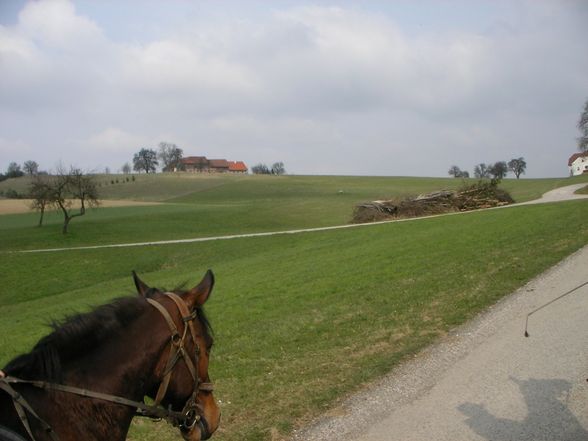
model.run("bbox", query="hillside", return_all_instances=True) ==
[0,173,587,441]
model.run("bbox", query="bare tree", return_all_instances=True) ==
[121,162,131,174]
[271,162,286,175]
[448,166,470,178]
[578,98,588,152]
[473,163,490,179]
[133,148,158,173]
[251,163,270,174]
[23,160,39,176]
[488,161,508,180]
[157,142,183,172]
[29,175,54,226]
[508,157,527,179]
[53,167,100,234]
[6,162,23,178]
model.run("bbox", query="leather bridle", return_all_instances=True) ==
[0,293,214,441]
[147,292,214,432]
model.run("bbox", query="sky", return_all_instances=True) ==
[0,0,587,177]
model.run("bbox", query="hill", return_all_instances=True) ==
[0,173,587,441]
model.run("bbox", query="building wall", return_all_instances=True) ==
[570,157,588,176]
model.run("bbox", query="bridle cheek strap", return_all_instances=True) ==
[146,294,205,407]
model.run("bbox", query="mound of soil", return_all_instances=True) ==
[352,182,514,223]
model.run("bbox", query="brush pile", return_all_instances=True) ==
[352,181,514,223]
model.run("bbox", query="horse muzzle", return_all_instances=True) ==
[181,414,214,441]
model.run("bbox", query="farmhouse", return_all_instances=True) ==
[179,156,248,174]
[568,152,588,176]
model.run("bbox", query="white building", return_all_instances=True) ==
[568,152,588,176]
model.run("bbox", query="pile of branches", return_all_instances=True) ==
[352,181,514,223]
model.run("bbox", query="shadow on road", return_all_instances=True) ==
[458,377,587,441]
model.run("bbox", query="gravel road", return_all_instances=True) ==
[292,245,588,441]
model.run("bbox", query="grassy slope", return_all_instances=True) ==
[1,174,587,251]
[1,199,587,441]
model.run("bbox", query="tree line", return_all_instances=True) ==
[250,162,286,175]
[130,142,182,173]
[129,142,287,175]
[0,160,42,182]
[448,158,527,180]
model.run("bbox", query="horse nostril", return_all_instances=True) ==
[199,417,212,440]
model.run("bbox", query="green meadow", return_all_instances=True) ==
[1,173,587,441]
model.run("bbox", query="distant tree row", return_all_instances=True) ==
[130,143,287,175]
[251,162,286,175]
[130,142,184,173]
[0,160,42,182]
[448,158,526,180]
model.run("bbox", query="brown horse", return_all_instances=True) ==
[0,270,221,441]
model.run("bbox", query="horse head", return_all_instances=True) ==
[133,270,221,441]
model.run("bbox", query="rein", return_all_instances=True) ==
[0,292,212,441]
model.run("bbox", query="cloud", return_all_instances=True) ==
[17,0,103,47]
[84,127,150,153]
[0,1,587,177]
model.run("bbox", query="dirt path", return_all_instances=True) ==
[291,246,588,441]
[0,199,162,215]
[513,183,588,205]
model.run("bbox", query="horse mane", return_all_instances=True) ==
[3,288,213,382]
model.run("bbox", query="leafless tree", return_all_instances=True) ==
[23,160,39,176]
[53,166,100,234]
[508,157,527,179]
[251,163,270,174]
[578,99,588,152]
[271,162,286,175]
[474,163,490,179]
[29,175,54,226]
[133,148,158,173]
[157,142,183,172]
[488,161,508,180]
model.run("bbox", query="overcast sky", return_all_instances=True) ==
[1,0,586,177]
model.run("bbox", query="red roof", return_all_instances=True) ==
[568,152,588,166]
[228,161,248,172]
[208,159,229,169]
[181,156,208,165]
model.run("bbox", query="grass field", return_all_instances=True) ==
[1,174,587,251]
[1,173,587,441]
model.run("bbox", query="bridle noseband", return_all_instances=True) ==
[147,292,214,432]
[0,293,214,441]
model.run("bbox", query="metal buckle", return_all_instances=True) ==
[180,408,200,431]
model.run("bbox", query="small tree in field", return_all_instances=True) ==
[251,163,270,174]
[488,161,508,180]
[6,162,24,178]
[157,142,183,172]
[23,160,39,176]
[474,163,490,179]
[448,165,469,178]
[121,162,131,174]
[271,162,286,175]
[29,175,53,226]
[54,167,100,234]
[508,157,526,179]
[133,148,158,173]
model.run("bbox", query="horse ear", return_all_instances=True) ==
[185,269,215,308]
[132,271,150,297]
